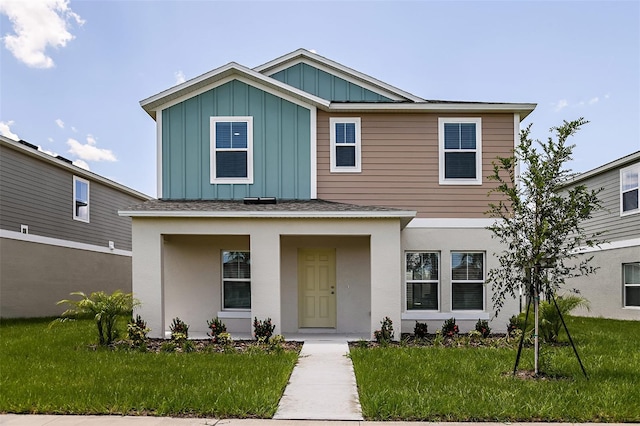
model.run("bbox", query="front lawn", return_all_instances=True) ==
[0,318,298,418]
[351,316,640,422]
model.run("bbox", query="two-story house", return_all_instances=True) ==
[0,135,150,318]
[561,151,640,319]
[120,49,536,338]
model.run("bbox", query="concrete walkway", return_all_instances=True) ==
[273,338,362,420]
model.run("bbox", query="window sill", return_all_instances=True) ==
[217,311,251,319]
[402,312,489,321]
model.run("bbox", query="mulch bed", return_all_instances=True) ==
[141,339,302,353]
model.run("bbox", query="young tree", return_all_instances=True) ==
[486,118,604,375]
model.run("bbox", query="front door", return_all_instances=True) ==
[298,249,336,328]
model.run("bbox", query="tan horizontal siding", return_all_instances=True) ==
[316,111,515,218]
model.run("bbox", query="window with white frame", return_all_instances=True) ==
[210,117,253,184]
[620,163,639,215]
[73,176,89,222]
[623,262,640,308]
[439,118,482,185]
[451,252,485,310]
[405,252,439,310]
[330,117,361,172]
[222,251,251,310]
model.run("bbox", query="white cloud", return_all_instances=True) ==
[174,70,186,85]
[55,118,64,128]
[604,93,610,99]
[67,136,117,162]
[71,126,77,132]
[47,137,54,142]
[588,97,599,105]
[72,159,90,170]
[38,146,58,156]
[0,0,85,69]
[553,99,568,112]
[0,120,19,140]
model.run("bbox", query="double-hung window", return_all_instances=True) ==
[451,252,485,310]
[623,262,640,308]
[405,252,439,310]
[330,117,361,172]
[222,251,251,310]
[210,117,253,184]
[439,118,482,185]
[73,176,89,222]
[620,163,639,215]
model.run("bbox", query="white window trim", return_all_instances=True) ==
[72,176,90,223]
[329,117,361,173]
[221,250,251,311]
[210,116,254,184]
[438,117,482,185]
[623,262,640,309]
[450,251,486,312]
[404,251,440,312]
[620,163,639,216]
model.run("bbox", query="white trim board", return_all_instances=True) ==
[402,312,490,321]
[406,218,499,228]
[0,229,132,257]
[574,238,640,254]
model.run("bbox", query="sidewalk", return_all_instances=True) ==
[274,340,362,420]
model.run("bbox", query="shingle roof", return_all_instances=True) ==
[122,198,409,213]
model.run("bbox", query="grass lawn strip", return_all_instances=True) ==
[0,318,298,418]
[350,316,640,422]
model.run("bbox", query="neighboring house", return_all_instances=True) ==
[561,151,640,320]
[0,135,150,318]
[120,49,536,338]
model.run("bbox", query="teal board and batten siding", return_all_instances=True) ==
[270,63,393,102]
[161,80,311,200]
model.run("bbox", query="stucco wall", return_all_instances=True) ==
[401,226,518,333]
[0,238,132,318]
[564,245,639,320]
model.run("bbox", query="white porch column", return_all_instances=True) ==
[250,227,282,335]
[370,220,402,340]
[131,218,164,338]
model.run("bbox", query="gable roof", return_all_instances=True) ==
[0,135,151,200]
[253,48,425,103]
[140,49,536,119]
[140,62,331,119]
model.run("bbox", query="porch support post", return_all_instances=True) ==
[131,218,164,338]
[370,220,402,341]
[250,227,282,335]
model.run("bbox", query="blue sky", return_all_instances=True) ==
[1,0,638,197]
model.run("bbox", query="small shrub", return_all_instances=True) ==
[475,319,491,338]
[207,317,227,343]
[181,340,195,353]
[467,330,482,342]
[160,341,177,352]
[432,329,444,346]
[413,321,429,339]
[441,317,459,337]
[268,334,285,353]
[374,316,394,344]
[507,315,520,337]
[170,317,189,343]
[356,339,369,349]
[127,314,149,349]
[253,317,275,342]
[217,332,233,349]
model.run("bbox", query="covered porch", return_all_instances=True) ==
[120,200,415,339]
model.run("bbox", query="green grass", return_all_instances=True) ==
[351,316,640,422]
[0,318,298,418]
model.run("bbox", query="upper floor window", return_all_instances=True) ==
[451,252,485,310]
[439,118,482,185]
[620,163,639,216]
[405,252,439,311]
[73,176,89,222]
[222,251,251,310]
[210,117,253,184]
[624,262,640,308]
[330,117,361,173]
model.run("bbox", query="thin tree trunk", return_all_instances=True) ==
[534,288,539,375]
